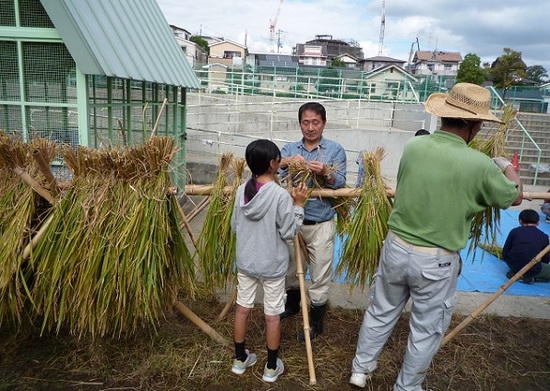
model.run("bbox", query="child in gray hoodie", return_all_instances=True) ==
[230,139,307,382]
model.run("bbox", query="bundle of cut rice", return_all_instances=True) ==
[0,134,57,326]
[335,147,392,288]
[468,104,517,257]
[28,137,195,338]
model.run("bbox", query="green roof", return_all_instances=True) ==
[40,0,200,88]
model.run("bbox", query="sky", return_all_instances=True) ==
[156,0,550,73]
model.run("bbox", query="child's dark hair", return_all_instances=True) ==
[519,209,540,224]
[244,139,281,201]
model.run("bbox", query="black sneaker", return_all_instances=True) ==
[506,271,515,279]
[521,276,535,284]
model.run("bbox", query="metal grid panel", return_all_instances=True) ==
[0,104,23,135]
[0,0,16,26]
[0,41,20,100]
[26,105,79,147]
[23,42,76,103]
[19,0,53,28]
[88,77,180,148]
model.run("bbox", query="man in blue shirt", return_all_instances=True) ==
[278,102,347,340]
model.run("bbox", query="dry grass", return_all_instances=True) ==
[1,295,549,391]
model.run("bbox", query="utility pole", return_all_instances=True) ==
[269,0,284,53]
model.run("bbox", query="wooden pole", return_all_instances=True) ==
[175,198,197,247]
[150,97,168,138]
[187,196,211,222]
[173,299,231,348]
[32,149,60,197]
[186,185,546,201]
[294,235,317,385]
[441,243,550,347]
[217,287,237,322]
[12,166,55,204]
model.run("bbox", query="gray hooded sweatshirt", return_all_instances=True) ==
[231,181,304,279]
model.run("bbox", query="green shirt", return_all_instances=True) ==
[388,130,520,252]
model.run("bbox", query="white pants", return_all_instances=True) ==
[285,219,335,306]
[352,231,460,391]
[236,272,286,316]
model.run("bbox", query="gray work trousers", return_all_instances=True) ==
[352,231,460,391]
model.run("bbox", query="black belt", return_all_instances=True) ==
[303,220,322,225]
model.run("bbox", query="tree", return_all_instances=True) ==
[490,48,526,99]
[330,57,346,68]
[525,65,548,84]
[190,36,209,54]
[456,53,487,85]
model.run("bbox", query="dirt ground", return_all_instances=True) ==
[1,297,549,391]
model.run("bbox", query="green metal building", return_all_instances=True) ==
[0,0,200,187]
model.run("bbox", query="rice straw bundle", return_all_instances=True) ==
[335,148,392,289]
[468,104,517,257]
[284,160,352,233]
[0,134,57,325]
[478,243,503,259]
[28,137,195,338]
[217,157,246,286]
[195,153,236,293]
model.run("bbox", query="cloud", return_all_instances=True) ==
[156,0,550,71]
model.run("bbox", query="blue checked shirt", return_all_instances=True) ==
[279,137,347,222]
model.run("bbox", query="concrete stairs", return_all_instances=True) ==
[506,113,550,187]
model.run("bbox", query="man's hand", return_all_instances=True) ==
[307,160,327,176]
[492,157,512,172]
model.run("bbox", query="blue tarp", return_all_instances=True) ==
[332,209,550,297]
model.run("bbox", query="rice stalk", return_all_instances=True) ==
[28,137,196,338]
[283,159,351,233]
[335,147,392,289]
[0,134,57,326]
[195,153,235,294]
[468,104,517,258]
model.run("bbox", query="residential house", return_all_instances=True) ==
[357,64,418,100]
[294,43,328,67]
[333,53,361,69]
[294,35,364,67]
[208,40,247,68]
[170,25,207,68]
[411,50,462,77]
[360,56,406,72]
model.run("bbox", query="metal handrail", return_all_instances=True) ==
[487,86,542,185]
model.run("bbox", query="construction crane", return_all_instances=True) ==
[378,0,386,56]
[269,0,284,53]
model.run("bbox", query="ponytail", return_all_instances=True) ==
[244,176,258,201]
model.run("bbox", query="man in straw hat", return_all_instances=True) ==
[349,83,523,390]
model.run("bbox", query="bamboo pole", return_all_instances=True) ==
[175,198,197,247]
[117,118,127,146]
[186,185,548,201]
[150,97,168,138]
[32,149,60,197]
[12,166,55,204]
[22,214,55,260]
[187,196,211,222]
[294,235,317,385]
[185,185,369,198]
[441,243,550,347]
[173,298,231,348]
[216,287,237,322]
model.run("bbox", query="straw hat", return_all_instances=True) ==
[425,83,503,123]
